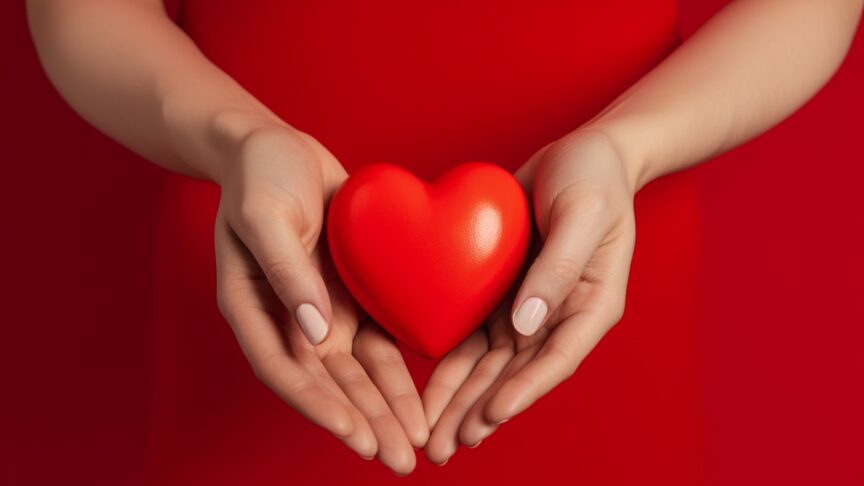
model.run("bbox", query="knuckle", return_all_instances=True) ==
[251,354,308,396]
[469,363,496,382]
[263,260,301,294]
[563,360,580,380]
[388,389,418,404]
[545,346,580,379]
[544,255,584,285]
[333,366,369,388]
[364,405,394,422]
[215,289,231,319]
[424,377,455,396]
[252,366,269,385]
[609,299,626,324]
[551,188,616,231]
[251,356,276,387]
[546,192,573,224]
[450,335,490,360]
[215,279,245,323]
[470,355,506,381]
[447,394,474,412]
[355,341,403,368]
[236,198,273,232]
[237,195,306,236]
[373,348,405,368]
[579,192,612,218]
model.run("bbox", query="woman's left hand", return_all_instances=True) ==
[423,130,639,464]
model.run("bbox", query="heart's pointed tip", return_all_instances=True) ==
[399,339,453,361]
[409,345,447,361]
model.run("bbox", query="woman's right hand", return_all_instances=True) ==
[214,125,428,475]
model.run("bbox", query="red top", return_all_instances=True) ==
[150,2,705,484]
[180,0,680,178]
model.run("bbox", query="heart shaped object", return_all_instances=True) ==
[327,162,530,358]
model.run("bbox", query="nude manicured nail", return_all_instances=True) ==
[512,297,548,336]
[296,303,328,345]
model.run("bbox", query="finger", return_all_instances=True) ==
[511,197,610,336]
[354,322,430,448]
[455,311,548,446]
[424,344,514,465]
[281,257,383,460]
[290,343,381,460]
[491,231,632,423]
[489,287,628,425]
[491,312,612,426]
[457,346,541,447]
[323,352,417,475]
[217,283,361,443]
[217,219,376,458]
[254,352,379,457]
[234,205,333,346]
[421,329,489,430]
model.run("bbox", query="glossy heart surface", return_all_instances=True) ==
[327,162,530,358]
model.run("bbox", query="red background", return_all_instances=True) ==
[2,1,862,485]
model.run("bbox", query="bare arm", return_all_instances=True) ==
[424,0,863,464]
[27,0,428,474]
[595,0,864,191]
[27,0,279,182]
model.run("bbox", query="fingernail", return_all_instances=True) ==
[497,418,510,425]
[437,458,449,467]
[512,297,548,336]
[296,303,328,344]
[468,440,483,449]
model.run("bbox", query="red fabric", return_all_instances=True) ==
[179,0,680,178]
[3,0,863,484]
[150,1,702,484]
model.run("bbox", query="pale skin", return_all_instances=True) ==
[28,0,862,474]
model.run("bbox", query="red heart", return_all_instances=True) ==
[327,162,530,358]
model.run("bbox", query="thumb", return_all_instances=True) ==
[511,200,609,336]
[238,214,334,345]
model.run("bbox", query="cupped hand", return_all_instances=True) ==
[214,126,428,474]
[422,130,637,464]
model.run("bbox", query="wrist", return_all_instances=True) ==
[159,86,293,184]
[205,109,294,185]
[577,115,656,195]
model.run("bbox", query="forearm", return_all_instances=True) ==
[585,0,863,192]
[27,0,285,183]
